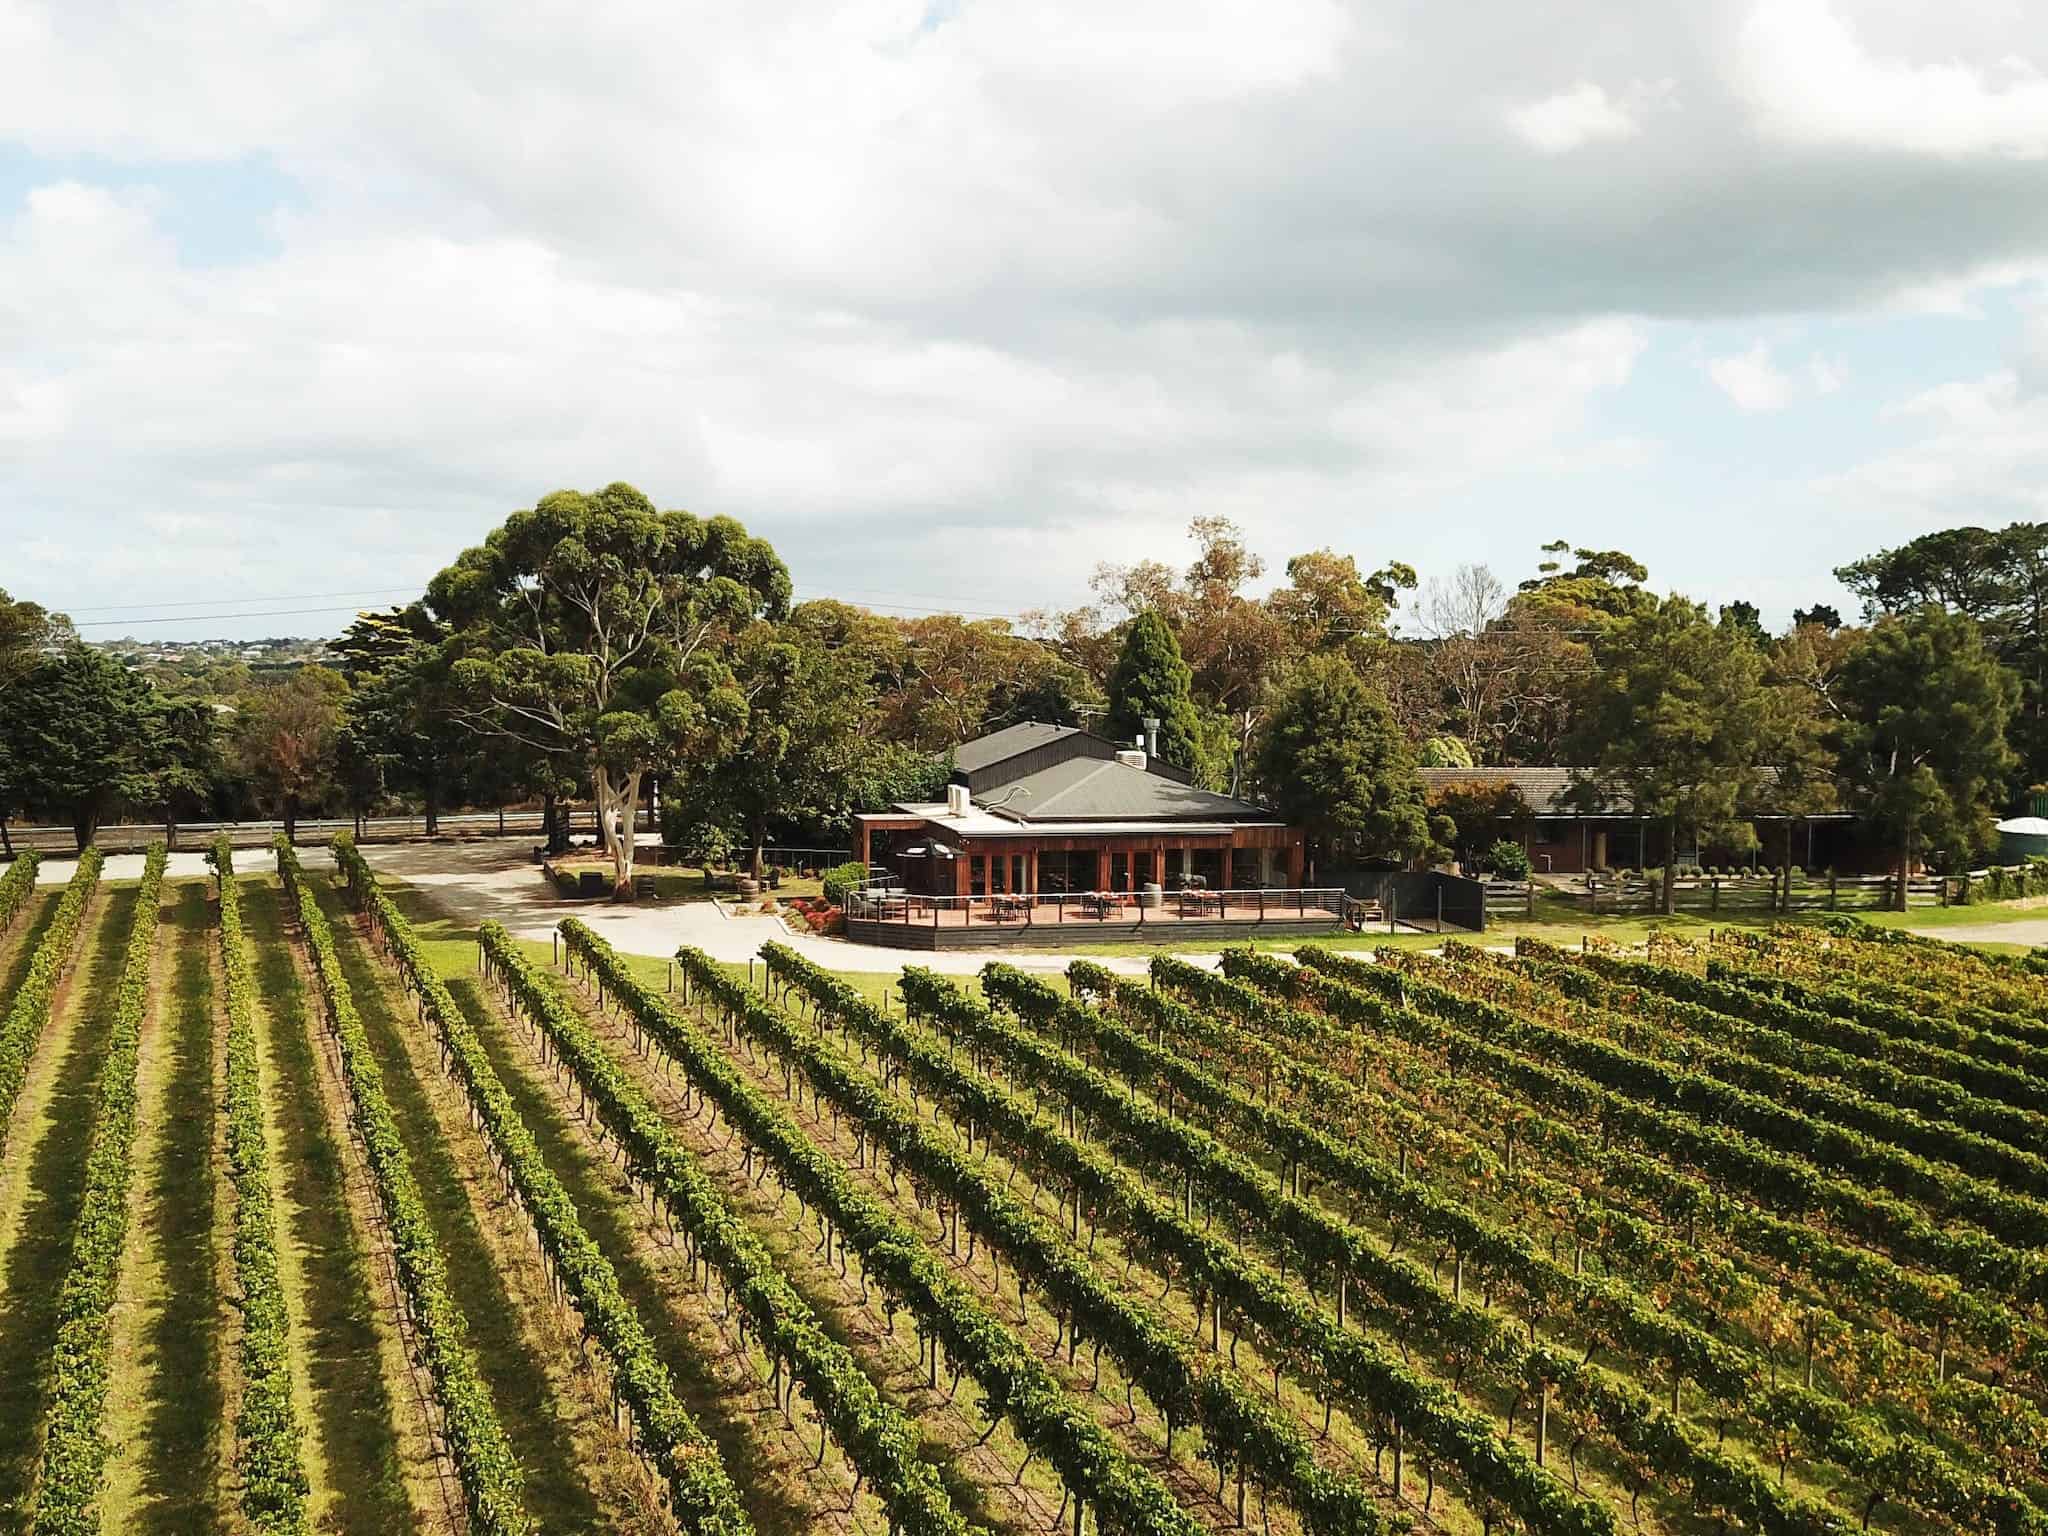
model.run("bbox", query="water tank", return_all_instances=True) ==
[1995,816,2048,863]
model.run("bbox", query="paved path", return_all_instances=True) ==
[32,847,336,885]
[347,842,1201,978]
[1905,918,2048,947]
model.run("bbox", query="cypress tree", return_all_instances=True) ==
[1105,611,1210,778]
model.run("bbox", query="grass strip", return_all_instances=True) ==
[0,851,104,1159]
[244,879,413,1529]
[274,838,534,1536]
[332,835,750,1536]
[28,847,168,1534]
[214,843,311,1531]
[488,920,988,1536]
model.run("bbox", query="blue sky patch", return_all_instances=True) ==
[0,146,299,267]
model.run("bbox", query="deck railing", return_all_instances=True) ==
[844,885,1353,930]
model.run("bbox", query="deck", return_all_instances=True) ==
[842,888,1351,950]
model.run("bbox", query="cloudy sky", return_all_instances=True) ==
[5,0,2048,639]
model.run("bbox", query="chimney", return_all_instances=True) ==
[1142,716,1161,762]
[945,783,971,817]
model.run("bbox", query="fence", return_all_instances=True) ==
[0,807,653,856]
[844,885,1352,934]
[753,846,852,870]
[1482,871,1948,916]
[1344,871,1489,933]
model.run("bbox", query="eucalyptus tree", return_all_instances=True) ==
[428,483,789,898]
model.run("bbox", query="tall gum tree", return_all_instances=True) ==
[428,483,789,898]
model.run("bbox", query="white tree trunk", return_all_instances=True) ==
[594,764,643,898]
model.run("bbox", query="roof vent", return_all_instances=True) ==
[1115,749,1147,770]
[1142,716,1161,761]
[945,783,971,817]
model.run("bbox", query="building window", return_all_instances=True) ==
[1011,854,1026,893]
[970,856,987,897]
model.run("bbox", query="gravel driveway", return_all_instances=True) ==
[357,841,1190,978]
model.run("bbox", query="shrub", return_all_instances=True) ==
[1483,840,1531,881]
[821,861,869,907]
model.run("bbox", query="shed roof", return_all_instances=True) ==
[950,721,1085,775]
[1417,767,1589,814]
[1417,766,1793,816]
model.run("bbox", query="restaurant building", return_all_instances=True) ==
[848,722,1332,947]
[856,721,1304,896]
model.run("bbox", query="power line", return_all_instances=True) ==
[795,592,1044,623]
[73,603,391,630]
[51,586,421,616]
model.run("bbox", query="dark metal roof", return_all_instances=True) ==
[950,722,1084,775]
[989,756,1273,824]
[948,721,1195,792]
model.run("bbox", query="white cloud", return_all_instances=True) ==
[1,1,2048,631]
[0,175,1649,616]
[1505,83,1641,154]
[1709,343,1796,411]
[1706,342,1848,411]
[1825,369,2048,517]
[1739,0,2048,158]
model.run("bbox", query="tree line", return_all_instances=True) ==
[0,491,2034,908]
